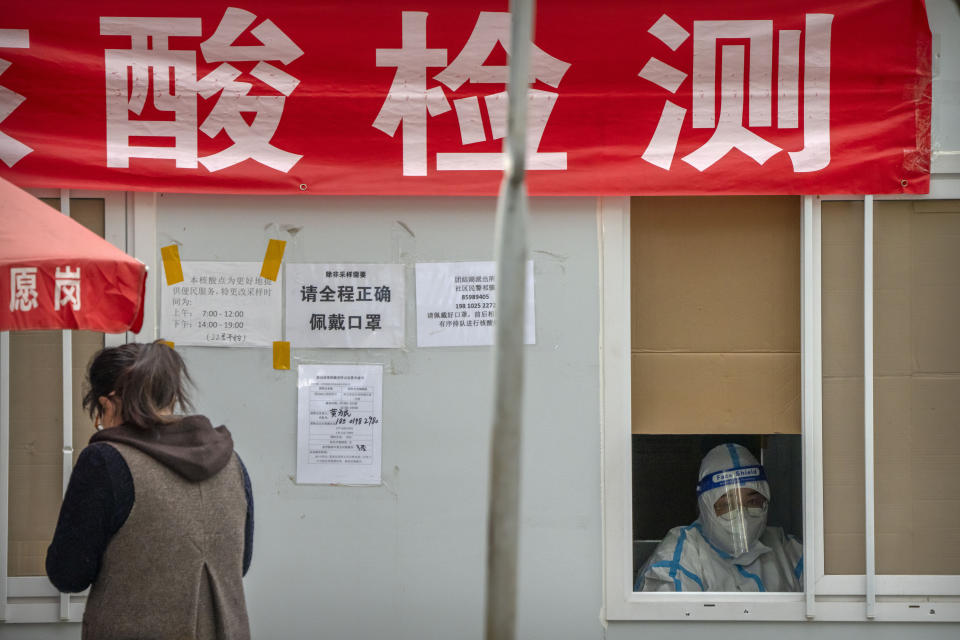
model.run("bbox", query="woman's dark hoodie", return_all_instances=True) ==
[45,415,253,593]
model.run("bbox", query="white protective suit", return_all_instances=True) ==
[635,443,803,592]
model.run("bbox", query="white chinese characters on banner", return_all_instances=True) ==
[0,28,31,167]
[54,266,81,311]
[415,260,535,348]
[160,262,281,347]
[285,263,405,349]
[297,364,383,485]
[9,266,39,312]
[374,11,570,176]
[100,7,302,173]
[8,265,81,313]
[639,13,833,173]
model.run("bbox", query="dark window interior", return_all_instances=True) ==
[631,433,802,574]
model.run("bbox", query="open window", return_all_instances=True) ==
[628,197,802,589]
[602,194,960,621]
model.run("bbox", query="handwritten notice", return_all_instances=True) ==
[296,364,383,485]
[160,262,282,347]
[415,261,535,347]
[286,263,405,348]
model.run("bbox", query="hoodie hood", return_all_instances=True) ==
[90,415,235,481]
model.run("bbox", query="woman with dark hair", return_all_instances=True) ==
[46,340,253,640]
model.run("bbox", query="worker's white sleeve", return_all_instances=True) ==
[634,526,706,592]
[785,534,804,582]
[638,561,705,592]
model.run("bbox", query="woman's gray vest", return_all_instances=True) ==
[82,442,250,640]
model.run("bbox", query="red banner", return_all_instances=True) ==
[0,1,931,195]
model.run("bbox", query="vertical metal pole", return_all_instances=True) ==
[58,189,72,620]
[863,195,876,619]
[0,331,9,620]
[484,1,533,639]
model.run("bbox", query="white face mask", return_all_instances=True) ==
[718,504,768,521]
[702,502,768,558]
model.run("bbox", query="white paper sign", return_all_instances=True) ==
[286,264,405,348]
[415,261,536,347]
[160,262,282,347]
[297,364,383,485]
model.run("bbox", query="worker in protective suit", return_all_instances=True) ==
[635,443,803,592]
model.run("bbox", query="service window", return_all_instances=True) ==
[628,196,803,594]
[602,195,960,622]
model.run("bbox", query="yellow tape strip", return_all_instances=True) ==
[160,245,184,285]
[159,340,175,349]
[260,239,287,281]
[273,341,291,370]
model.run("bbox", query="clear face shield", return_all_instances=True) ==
[697,465,770,558]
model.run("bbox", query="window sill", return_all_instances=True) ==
[608,592,960,622]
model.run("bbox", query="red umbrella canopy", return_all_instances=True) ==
[0,177,147,333]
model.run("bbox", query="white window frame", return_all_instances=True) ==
[812,194,960,611]
[600,193,960,623]
[0,189,146,624]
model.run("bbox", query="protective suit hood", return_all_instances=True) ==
[697,443,770,559]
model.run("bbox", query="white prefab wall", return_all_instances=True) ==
[160,194,603,640]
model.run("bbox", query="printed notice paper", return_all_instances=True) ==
[415,261,535,347]
[297,364,383,485]
[286,264,405,348]
[160,262,282,347]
